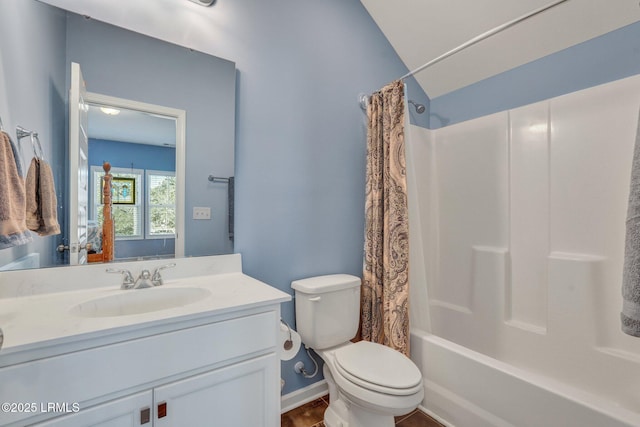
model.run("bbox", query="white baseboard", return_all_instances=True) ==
[419,404,454,427]
[281,380,329,414]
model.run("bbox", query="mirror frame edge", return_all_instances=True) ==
[84,91,186,258]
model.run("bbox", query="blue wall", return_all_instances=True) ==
[0,1,66,268]
[88,138,175,259]
[8,0,639,398]
[234,6,639,394]
[89,139,175,171]
[430,20,640,128]
[226,0,426,394]
[3,0,425,394]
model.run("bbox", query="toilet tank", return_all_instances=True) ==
[292,274,361,350]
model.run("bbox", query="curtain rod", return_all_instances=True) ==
[399,0,570,81]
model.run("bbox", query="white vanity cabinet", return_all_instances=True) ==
[1,302,285,427]
[32,352,278,427]
[153,353,277,426]
[32,391,152,427]
[0,255,290,427]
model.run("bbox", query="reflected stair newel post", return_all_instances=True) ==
[88,162,114,263]
[102,162,114,262]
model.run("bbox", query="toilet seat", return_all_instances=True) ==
[333,341,422,396]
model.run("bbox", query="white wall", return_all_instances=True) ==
[409,74,640,411]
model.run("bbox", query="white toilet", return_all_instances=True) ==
[292,274,424,427]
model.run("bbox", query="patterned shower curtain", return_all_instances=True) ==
[361,79,410,356]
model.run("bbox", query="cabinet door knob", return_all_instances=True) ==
[140,407,151,424]
[157,401,167,419]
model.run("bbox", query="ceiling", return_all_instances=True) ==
[360,0,640,99]
[87,104,176,147]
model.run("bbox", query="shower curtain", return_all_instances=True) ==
[361,79,411,356]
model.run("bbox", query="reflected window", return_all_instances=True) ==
[89,166,176,241]
[146,170,176,238]
[90,166,143,240]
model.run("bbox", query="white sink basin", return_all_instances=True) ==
[70,287,211,317]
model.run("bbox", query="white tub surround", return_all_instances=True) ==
[407,74,640,426]
[0,254,290,427]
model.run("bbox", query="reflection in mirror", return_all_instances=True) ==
[0,0,236,271]
[86,101,180,263]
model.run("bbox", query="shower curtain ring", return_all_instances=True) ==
[359,93,369,111]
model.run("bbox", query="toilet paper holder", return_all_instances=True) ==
[279,318,301,361]
[280,319,294,350]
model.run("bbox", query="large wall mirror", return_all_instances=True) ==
[0,0,236,271]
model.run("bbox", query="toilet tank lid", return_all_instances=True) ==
[291,274,361,294]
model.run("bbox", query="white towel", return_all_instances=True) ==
[622,108,640,337]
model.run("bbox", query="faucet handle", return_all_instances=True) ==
[151,262,176,286]
[106,268,135,289]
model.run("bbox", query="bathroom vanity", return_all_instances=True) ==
[0,254,290,427]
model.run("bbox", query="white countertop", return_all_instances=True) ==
[0,255,290,365]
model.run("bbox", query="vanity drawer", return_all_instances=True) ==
[0,310,277,426]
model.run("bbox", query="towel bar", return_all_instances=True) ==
[208,175,230,183]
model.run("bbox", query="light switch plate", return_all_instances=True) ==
[193,207,211,220]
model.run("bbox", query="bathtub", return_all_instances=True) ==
[410,330,640,427]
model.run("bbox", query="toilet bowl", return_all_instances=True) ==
[320,341,424,425]
[292,275,424,427]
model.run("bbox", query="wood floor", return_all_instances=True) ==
[281,396,443,427]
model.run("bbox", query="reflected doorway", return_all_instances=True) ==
[80,92,186,262]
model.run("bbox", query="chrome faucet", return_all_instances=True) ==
[106,263,176,290]
[106,268,136,290]
[134,270,154,289]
